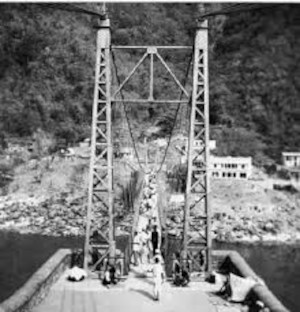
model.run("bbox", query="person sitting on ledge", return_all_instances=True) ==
[181,265,190,287]
[109,264,118,285]
[102,265,111,287]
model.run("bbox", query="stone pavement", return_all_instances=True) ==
[33,265,242,312]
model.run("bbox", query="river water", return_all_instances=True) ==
[0,231,299,311]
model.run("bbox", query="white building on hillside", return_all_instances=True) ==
[176,139,252,180]
[210,156,252,179]
[282,152,300,185]
[282,152,300,168]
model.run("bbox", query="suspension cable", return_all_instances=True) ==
[111,48,193,175]
[111,50,147,174]
[155,51,193,174]
[199,3,277,20]
[40,3,106,19]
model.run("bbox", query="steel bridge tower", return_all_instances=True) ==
[183,11,211,273]
[84,17,115,271]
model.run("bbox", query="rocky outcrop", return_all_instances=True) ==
[163,200,300,244]
[0,195,87,236]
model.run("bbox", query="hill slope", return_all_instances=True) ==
[0,3,299,164]
[210,4,300,163]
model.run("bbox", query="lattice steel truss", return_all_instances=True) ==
[84,19,115,271]
[183,20,211,273]
[84,17,211,273]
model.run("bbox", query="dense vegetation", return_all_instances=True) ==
[0,3,299,164]
[211,4,300,164]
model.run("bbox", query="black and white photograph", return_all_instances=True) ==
[0,1,299,311]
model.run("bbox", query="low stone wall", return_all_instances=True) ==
[0,248,72,312]
[213,250,289,312]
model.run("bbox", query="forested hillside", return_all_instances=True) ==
[210,4,300,164]
[0,3,299,164]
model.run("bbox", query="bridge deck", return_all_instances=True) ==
[33,266,241,312]
[33,173,243,312]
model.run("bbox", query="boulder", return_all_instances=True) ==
[263,222,275,233]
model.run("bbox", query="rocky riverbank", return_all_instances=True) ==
[1,192,300,245]
[165,206,300,245]
[162,173,300,245]
[0,194,86,236]
[0,151,139,238]
[1,155,299,244]
[0,191,135,237]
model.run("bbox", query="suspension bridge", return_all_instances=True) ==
[0,3,290,312]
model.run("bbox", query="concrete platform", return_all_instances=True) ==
[32,265,242,312]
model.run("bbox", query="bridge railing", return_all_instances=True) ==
[0,249,72,312]
[215,250,289,312]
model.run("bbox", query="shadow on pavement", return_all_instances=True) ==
[130,288,154,301]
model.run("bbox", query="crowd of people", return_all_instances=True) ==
[132,222,161,266]
[68,169,192,301]
[101,170,190,299]
[132,170,168,300]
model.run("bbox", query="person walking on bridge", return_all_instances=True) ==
[133,231,141,266]
[141,227,151,264]
[151,225,160,256]
[152,255,165,301]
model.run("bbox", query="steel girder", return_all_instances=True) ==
[84,19,115,271]
[183,20,211,273]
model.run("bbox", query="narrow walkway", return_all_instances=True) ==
[32,265,230,312]
[33,171,242,312]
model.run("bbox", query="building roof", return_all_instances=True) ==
[282,152,300,156]
[211,156,252,163]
